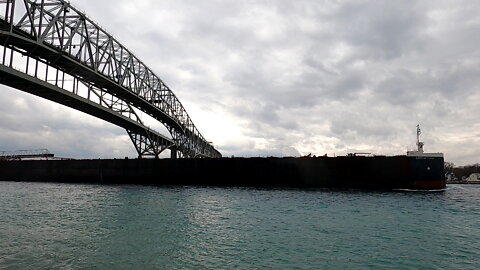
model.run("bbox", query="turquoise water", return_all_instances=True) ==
[0,182,479,269]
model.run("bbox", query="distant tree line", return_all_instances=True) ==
[445,162,480,179]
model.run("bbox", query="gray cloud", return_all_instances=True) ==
[0,0,479,165]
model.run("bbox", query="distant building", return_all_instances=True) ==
[466,173,480,183]
[446,172,458,183]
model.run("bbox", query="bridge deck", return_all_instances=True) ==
[0,27,182,132]
[0,64,173,146]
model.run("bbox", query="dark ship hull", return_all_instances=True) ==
[0,155,445,190]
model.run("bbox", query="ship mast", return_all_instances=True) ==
[416,124,424,153]
[407,124,442,157]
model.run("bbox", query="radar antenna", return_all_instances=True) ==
[416,124,424,153]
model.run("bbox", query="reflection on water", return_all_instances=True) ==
[0,182,479,269]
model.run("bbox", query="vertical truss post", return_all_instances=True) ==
[170,146,178,159]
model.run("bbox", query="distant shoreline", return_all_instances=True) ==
[447,182,480,185]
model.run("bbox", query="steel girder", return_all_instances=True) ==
[0,0,221,158]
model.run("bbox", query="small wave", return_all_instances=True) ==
[394,188,447,192]
[445,184,466,190]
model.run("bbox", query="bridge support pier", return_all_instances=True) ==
[170,146,178,159]
[127,130,172,159]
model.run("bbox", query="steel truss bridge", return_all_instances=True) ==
[0,0,221,158]
[0,148,54,160]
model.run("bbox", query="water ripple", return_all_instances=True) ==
[0,182,479,269]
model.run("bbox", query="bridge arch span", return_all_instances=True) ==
[0,0,221,158]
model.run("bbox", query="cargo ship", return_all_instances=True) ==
[0,126,445,190]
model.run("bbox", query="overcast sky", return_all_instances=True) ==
[0,0,479,165]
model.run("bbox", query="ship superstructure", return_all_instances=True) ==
[407,125,443,158]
